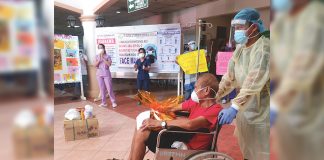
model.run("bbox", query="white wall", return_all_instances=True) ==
[119,0,270,45]
[119,0,270,28]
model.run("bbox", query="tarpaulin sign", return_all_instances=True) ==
[176,50,208,74]
[216,52,233,75]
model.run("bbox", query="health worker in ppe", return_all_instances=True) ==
[183,41,197,100]
[216,8,270,160]
[271,0,324,160]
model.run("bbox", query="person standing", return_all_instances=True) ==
[134,48,151,105]
[183,41,197,100]
[216,8,270,160]
[71,50,89,100]
[95,44,117,108]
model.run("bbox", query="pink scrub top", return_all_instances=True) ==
[96,54,112,77]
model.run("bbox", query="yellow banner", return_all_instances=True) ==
[176,50,208,74]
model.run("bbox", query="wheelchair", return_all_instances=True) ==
[153,112,233,160]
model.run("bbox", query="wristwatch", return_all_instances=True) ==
[161,121,167,129]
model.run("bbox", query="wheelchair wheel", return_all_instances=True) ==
[184,151,233,160]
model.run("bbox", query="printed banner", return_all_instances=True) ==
[95,24,181,73]
[176,50,208,74]
[117,32,157,67]
[216,52,233,75]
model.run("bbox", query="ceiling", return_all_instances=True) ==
[98,0,217,26]
[54,6,83,35]
[54,0,217,35]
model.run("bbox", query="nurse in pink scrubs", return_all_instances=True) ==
[95,44,117,108]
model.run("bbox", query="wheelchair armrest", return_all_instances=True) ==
[167,126,210,133]
[174,111,190,117]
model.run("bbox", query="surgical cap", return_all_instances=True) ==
[234,8,266,32]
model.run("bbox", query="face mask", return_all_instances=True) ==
[191,87,217,103]
[147,51,153,55]
[272,0,292,12]
[98,49,104,54]
[234,30,248,44]
[139,53,145,58]
[189,44,196,50]
[234,25,259,44]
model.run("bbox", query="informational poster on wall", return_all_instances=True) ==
[54,34,81,84]
[216,52,233,75]
[95,24,181,73]
[0,1,39,73]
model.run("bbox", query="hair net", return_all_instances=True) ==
[234,8,266,32]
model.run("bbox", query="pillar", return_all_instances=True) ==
[80,15,99,98]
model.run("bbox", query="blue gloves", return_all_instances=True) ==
[270,101,278,127]
[270,109,277,127]
[219,106,238,125]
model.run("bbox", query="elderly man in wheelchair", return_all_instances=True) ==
[128,73,223,160]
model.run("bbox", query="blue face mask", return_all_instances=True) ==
[234,30,248,44]
[272,0,292,12]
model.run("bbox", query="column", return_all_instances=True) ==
[80,15,98,98]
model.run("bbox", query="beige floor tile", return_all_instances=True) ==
[54,137,81,150]
[74,138,108,151]
[93,151,126,160]
[111,129,135,141]
[61,150,98,160]
[54,150,71,160]
[101,140,131,152]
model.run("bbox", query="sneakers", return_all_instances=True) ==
[98,103,107,107]
[94,97,101,102]
[112,103,117,108]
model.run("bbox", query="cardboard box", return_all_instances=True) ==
[13,126,54,158]
[64,117,99,141]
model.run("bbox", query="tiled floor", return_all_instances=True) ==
[54,90,243,160]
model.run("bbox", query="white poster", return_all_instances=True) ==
[95,24,181,73]
[0,1,39,73]
[54,34,81,84]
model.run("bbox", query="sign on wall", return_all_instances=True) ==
[128,0,149,13]
[177,50,208,74]
[216,51,233,75]
[95,23,181,73]
[54,34,81,84]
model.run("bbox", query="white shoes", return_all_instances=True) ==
[112,103,118,108]
[94,97,101,102]
[98,103,107,107]
[94,94,109,102]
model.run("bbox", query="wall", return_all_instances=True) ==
[119,0,270,45]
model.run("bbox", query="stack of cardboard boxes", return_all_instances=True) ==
[63,108,99,141]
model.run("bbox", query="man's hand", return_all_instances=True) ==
[140,118,161,131]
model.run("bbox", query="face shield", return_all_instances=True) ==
[230,19,261,45]
[229,19,249,47]
[188,41,196,50]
